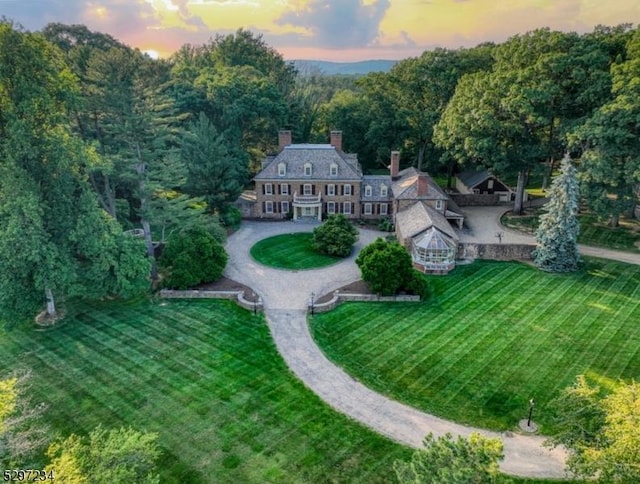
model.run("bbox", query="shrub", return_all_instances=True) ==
[220,206,242,230]
[378,217,394,232]
[159,226,228,289]
[312,214,359,257]
[356,238,430,299]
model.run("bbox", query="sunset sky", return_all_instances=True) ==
[1,0,639,61]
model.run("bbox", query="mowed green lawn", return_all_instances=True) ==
[311,260,640,433]
[1,299,411,483]
[250,232,341,270]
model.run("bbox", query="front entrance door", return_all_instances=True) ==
[303,207,313,217]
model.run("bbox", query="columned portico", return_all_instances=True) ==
[293,192,322,221]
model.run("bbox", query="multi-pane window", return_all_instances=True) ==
[364,185,372,197]
[330,164,338,176]
[327,184,335,196]
[343,184,352,196]
[304,163,312,176]
[265,183,273,195]
[303,184,312,195]
[278,163,286,176]
[435,200,443,211]
[327,202,335,214]
[265,201,273,213]
[281,201,289,213]
[380,203,388,215]
[380,185,388,197]
[280,184,289,195]
[343,202,352,214]
[364,203,372,215]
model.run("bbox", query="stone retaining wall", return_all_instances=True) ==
[450,193,501,206]
[459,243,535,261]
[310,291,420,314]
[159,289,263,313]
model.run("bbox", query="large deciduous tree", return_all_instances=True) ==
[0,22,150,319]
[575,27,640,227]
[547,376,640,482]
[435,29,610,214]
[533,155,580,272]
[393,432,505,484]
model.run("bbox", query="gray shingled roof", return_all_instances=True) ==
[395,201,458,242]
[391,167,448,200]
[456,169,492,188]
[361,175,392,202]
[254,144,362,180]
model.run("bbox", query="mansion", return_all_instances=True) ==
[240,130,466,273]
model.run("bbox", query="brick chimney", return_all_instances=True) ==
[278,130,292,151]
[330,130,342,152]
[390,151,400,179]
[417,174,429,197]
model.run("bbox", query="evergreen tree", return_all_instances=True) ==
[533,155,580,272]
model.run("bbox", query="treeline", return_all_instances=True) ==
[1,20,639,319]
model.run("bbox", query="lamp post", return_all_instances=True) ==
[310,292,315,316]
[527,398,535,427]
[495,231,504,244]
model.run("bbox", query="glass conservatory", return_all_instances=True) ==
[411,228,457,274]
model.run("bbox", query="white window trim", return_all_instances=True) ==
[265,183,273,195]
[436,200,443,210]
[265,201,273,213]
[380,185,388,197]
[280,183,289,195]
[364,185,372,197]
[330,164,338,176]
[364,203,372,215]
[344,202,352,214]
[304,163,312,176]
[327,184,335,196]
[278,163,286,177]
[344,184,352,196]
[281,201,289,213]
[303,184,312,195]
[380,203,388,215]
[327,201,335,214]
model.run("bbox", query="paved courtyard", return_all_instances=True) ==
[224,219,569,478]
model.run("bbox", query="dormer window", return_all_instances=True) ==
[304,163,312,176]
[278,163,286,177]
[330,164,338,177]
[364,185,372,197]
[380,185,388,197]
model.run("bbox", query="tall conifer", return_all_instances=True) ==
[534,154,580,272]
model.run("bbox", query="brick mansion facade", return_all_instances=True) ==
[238,130,466,273]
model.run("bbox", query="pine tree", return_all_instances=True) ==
[534,154,580,272]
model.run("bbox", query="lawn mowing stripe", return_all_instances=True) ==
[450,272,604,404]
[392,267,539,384]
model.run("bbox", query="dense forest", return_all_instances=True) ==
[1,20,639,319]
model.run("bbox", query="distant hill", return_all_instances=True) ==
[292,59,397,76]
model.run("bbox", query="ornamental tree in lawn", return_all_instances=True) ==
[356,238,428,297]
[312,214,358,257]
[159,226,228,289]
[534,155,580,272]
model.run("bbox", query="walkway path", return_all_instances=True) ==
[461,205,640,266]
[224,221,569,478]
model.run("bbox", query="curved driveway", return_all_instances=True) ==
[225,220,570,479]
